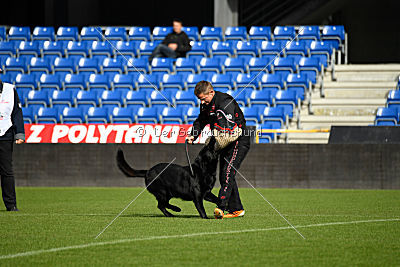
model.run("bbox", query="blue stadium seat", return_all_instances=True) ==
[0,42,17,57]
[56,27,79,41]
[223,58,246,75]
[272,57,296,76]
[22,107,34,123]
[249,26,272,41]
[112,73,136,90]
[375,107,399,125]
[138,41,158,57]
[199,58,222,75]
[100,91,123,108]
[8,27,31,41]
[32,27,55,41]
[0,73,13,84]
[123,57,148,74]
[285,41,308,57]
[28,57,51,75]
[42,41,66,57]
[175,90,198,107]
[76,90,99,108]
[88,74,111,90]
[321,25,345,49]
[387,90,400,106]
[183,27,199,41]
[125,91,149,107]
[52,90,74,109]
[229,90,248,107]
[91,41,113,57]
[310,41,333,67]
[149,90,173,108]
[211,42,234,57]
[187,42,211,58]
[136,74,160,89]
[115,41,137,58]
[235,73,260,91]
[273,26,295,41]
[64,74,87,90]
[61,107,85,123]
[200,27,223,41]
[15,74,37,90]
[36,107,59,123]
[0,27,5,41]
[298,26,320,41]
[27,90,50,107]
[175,57,198,75]
[86,107,109,123]
[262,106,286,128]
[105,27,126,41]
[77,58,100,74]
[211,74,233,90]
[225,26,247,41]
[237,54,253,65]
[161,74,185,90]
[66,41,90,57]
[101,58,124,75]
[249,90,273,108]
[274,90,299,119]
[17,89,29,108]
[161,107,185,124]
[260,41,284,57]
[248,56,273,75]
[80,27,103,41]
[109,107,135,123]
[136,107,160,123]
[186,106,199,123]
[18,41,40,57]
[242,107,261,124]
[4,57,27,74]
[235,41,258,57]
[128,27,151,41]
[286,73,310,101]
[298,57,322,84]
[185,73,208,88]
[39,73,62,90]
[53,57,75,75]
[260,73,284,90]
[152,27,172,40]
[258,122,279,143]
[151,58,174,74]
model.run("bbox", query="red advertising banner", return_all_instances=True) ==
[24,124,212,144]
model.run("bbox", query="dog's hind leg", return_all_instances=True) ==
[155,195,174,217]
[167,203,181,212]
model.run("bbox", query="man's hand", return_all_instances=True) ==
[15,139,24,145]
[168,43,178,50]
[186,136,194,144]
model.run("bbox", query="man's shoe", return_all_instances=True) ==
[214,208,224,219]
[6,206,19,212]
[224,210,245,218]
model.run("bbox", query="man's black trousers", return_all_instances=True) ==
[0,140,16,209]
[217,134,250,213]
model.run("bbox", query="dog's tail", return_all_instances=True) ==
[116,149,147,178]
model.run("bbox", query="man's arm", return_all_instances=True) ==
[176,33,191,53]
[161,33,173,45]
[11,88,25,143]
[187,106,207,142]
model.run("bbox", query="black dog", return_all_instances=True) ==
[116,138,219,219]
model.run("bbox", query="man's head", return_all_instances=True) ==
[173,18,183,34]
[195,81,215,105]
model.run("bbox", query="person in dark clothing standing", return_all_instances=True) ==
[149,18,191,62]
[0,71,25,211]
[186,81,250,219]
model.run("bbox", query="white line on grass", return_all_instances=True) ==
[0,218,398,260]
[94,158,176,239]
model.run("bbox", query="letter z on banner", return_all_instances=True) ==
[24,124,211,144]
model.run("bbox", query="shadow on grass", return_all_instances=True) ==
[121,213,203,219]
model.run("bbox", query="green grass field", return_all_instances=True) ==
[0,187,399,266]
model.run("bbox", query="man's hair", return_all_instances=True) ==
[194,81,213,96]
[172,18,183,25]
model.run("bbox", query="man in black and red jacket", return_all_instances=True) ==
[149,18,191,62]
[187,81,250,219]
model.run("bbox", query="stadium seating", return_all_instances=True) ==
[249,26,272,41]
[200,27,223,41]
[375,107,399,126]
[128,27,151,41]
[152,27,172,40]
[56,27,79,41]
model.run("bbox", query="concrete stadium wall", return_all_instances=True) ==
[13,144,400,189]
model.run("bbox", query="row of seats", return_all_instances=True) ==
[23,105,288,128]
[0,55,323,83]
[375,90,400,126]
[0,25,345,44]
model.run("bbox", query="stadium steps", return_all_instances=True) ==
[283,64,399,143]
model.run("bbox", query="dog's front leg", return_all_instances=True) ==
[193,193,208,219]
[204,191,220,205]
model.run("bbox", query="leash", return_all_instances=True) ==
[185,140,195,176]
